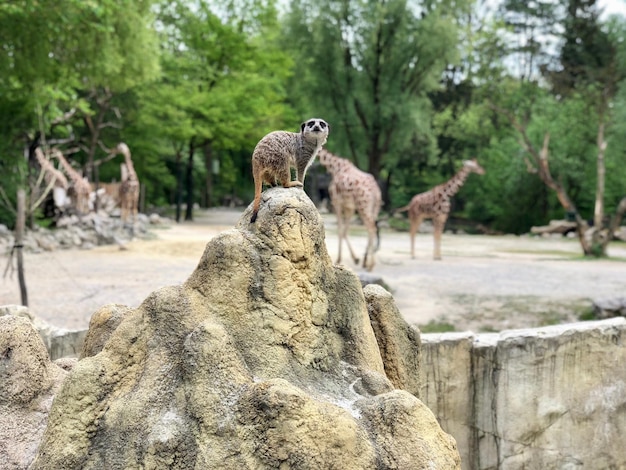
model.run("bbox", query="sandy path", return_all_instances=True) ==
[1,208,625,332]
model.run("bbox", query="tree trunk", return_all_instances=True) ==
[16,189,28,306]
[203,142,214,208]
[185,140,195,221]
[139,183,146,215]
[599,196,626,253]
[94,164,100,212]
[593,121,606,229]
[175,152,183,223]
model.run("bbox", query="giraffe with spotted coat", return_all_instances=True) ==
[115,142,140,224]
[34,148,70,212]
[318,149,382,272]
[52,150,92,215]
[396,158,485,260]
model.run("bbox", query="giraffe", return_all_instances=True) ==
[318,149,382,272]
[52,149,92,215]
[396,158,485,260]
[34,148,70,212]
[115,142,140,224]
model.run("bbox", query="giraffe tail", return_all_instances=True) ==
[394,204,410,214]
[375,220,381,252]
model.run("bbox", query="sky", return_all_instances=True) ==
[599,0,626,18]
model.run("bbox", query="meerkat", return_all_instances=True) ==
[250,118,329,223]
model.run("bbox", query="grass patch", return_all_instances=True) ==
[388,217,410,232]
[447,294,592,332]
[419,320,457,333]
[578,307,597,321]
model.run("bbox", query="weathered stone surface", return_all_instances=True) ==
[421,331,474,467]
[593,296,626,319]
[31,188,460,470]
[422,318,626,470]
[80,303,132,359]
[0,316,67,470]
[0,304,87,360]
[364,284,422,398]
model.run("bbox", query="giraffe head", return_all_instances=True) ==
[300,118,329,147]
[463,158,485,175]
[115,142,131,157]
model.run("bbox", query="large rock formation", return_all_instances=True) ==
[30,187,460,469]
[0,316,68,470]
[422,318,626,470]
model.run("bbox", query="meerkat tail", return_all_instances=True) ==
[251,171,263,223]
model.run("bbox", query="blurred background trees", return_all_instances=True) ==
[1,0,625,246]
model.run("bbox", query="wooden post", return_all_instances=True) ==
[16,189,28,306]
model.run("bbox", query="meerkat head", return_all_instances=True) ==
[300,118,329,145]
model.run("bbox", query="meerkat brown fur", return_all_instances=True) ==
[250,118,329,223]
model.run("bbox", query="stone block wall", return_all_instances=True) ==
[421,318,626,469]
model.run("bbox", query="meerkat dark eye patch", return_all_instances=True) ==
[319,121,327,129]
[306,120,316,128]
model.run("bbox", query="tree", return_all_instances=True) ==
[135,0,294,221]
[488,1,626,256]
[0,0,160,226]
[282,0,470,206]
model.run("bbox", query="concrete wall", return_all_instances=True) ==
[421,318,626,470]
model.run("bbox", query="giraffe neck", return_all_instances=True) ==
[440,166,470,198]
[124,156,137,180]
[36,149,69,188]
[56,153,83,182]
[318,149,348,175]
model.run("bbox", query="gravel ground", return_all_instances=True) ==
[2,208,625,333]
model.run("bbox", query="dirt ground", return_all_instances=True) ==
[2,208,625,333]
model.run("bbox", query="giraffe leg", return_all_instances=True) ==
[335,211,344,264]
[343,224,360,265]
[433,214,447,260]
[409,215,424,259]
[341,206,360,265]
[362,217,377,271]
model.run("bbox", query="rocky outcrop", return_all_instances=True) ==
[30,187,460,470]
[0,316,68,470]
[422,318,626,470]
[0,305,86,360]
[364,284,422,398]
[592,296,626,319]
[80,303,132,359]
[0,212,167,255]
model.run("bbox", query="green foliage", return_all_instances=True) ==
[1,0,626,236]
[282,0,468,179]
[419,320,456,334]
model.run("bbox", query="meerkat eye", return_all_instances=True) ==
[319,121,327,129]
[306,120,316,128]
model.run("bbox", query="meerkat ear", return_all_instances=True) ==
[301,121,306,133]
